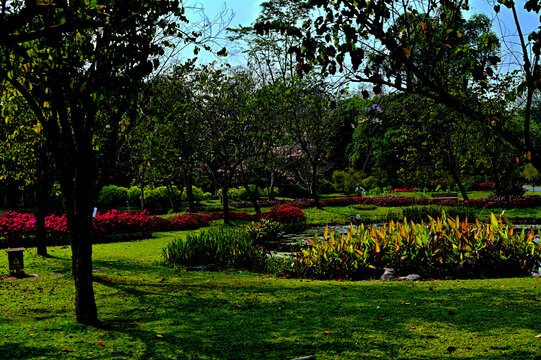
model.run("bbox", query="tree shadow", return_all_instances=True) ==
[90,271,541,359]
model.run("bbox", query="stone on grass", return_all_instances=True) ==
[398,274,421,281]
[380,268,395,281]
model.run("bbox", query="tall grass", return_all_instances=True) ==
[163,228,277,272]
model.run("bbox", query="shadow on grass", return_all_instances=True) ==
[90,270,541,359]
[0,343,63,360]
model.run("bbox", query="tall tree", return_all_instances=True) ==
[0,0,198,325]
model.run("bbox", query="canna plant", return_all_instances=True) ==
[292,211,541,280]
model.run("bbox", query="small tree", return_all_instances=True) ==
[523,163,540,191]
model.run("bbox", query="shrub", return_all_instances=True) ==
[163,228,272,272]
[292,211,541,280]
[245,218,284,243]
[332,169,364,195]
[269,204,305,222]
[145,186,171,212]
[97,185,128,209]
[361,176,379,190]
[182,186,207,202]
[203,192,213,200]
[127,186,142,208]
[263,187,280,198]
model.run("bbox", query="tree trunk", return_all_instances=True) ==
[69,212,98,325]
[450,171,469,201]
[243,183,261,214]
[59,148,99,325]
[164,180,179,213]
[184,170,195,213]
[310,163,321,208]
[35,155,49,256]
[139,175,145,211]
[268,172,275,200]
[222,184,231,224]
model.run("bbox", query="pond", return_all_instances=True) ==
[268,224,372,258]
[268,222,541,258]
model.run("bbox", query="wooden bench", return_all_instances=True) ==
[431,192,459,200]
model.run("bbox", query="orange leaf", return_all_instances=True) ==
[98,341,105,346]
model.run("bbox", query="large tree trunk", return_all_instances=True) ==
[58,140,99,325]
[35,153,49,256]
[68,209,98,325]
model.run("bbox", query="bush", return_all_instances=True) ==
[163,228,272,272]
[292,211,541,280]
[245,218,284,243]
[97,185,128,209]
[263,187,280,198]
[361,176,379,190]
[127,186,142,209]
[332,169,364,195]
[182,186,208,202]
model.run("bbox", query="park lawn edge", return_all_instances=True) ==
[0,234,540,360]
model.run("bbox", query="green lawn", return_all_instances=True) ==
[1,230,540,360]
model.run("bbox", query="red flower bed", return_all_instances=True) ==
[203,205,306,223]
[0,210,212,240]
[269,204,305,222]
[165,213,211,230]
[390,187,416,193]
[0,211,36,236]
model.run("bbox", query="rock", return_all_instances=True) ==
[380,268,395,281]
[398,274,421,281]
[292,357,315,360]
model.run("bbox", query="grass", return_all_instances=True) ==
[1,230,541,359]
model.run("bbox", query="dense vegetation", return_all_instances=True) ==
[1,0,541,331]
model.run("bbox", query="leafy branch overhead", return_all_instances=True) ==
[255,0,541,172]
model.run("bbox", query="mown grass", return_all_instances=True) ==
[1,230,541,360]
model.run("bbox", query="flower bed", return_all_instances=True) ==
[0,205,306,246]
[0,210,213,245]
[390,187,416,193]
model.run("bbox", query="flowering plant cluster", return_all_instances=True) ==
[0,211,36,236]
[0,210,213,241]
[204,205,306,223]
[45,214,68,234]
[269,204,305,222]
[472,182,496,190]
[93,210,154,235]
[389,187,416,193]
[152,213,211,231]
[463,195,541,209]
